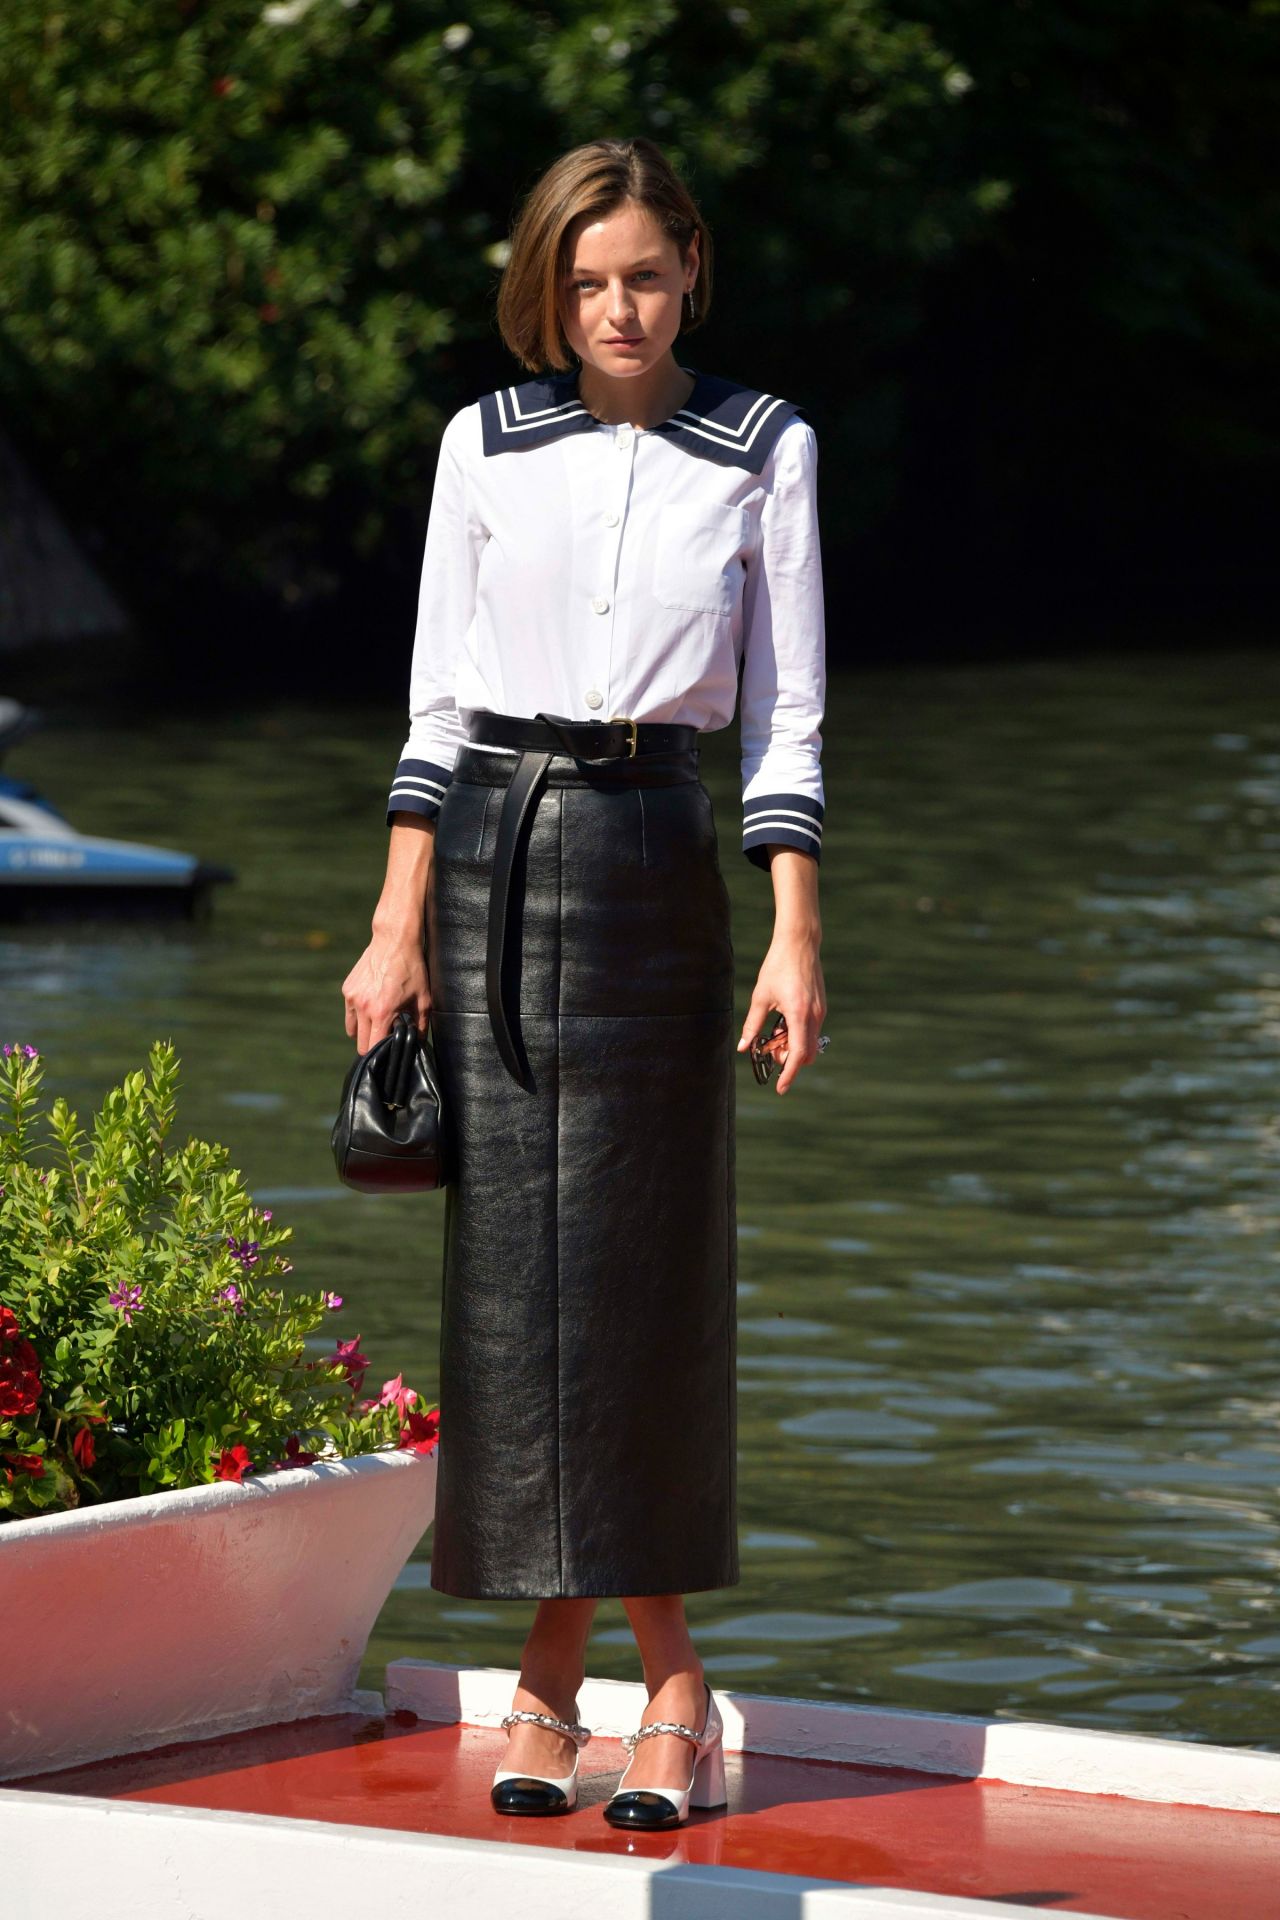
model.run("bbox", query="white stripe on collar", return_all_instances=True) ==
[479,367,806,472]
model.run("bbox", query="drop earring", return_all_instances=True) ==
[686,287,695,321]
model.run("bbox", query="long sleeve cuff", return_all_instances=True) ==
[742,792,824,870]
[386,756,453,826]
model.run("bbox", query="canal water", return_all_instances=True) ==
[3,649,1279,1750]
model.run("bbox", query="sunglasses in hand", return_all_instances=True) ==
[749,1011,831,1086]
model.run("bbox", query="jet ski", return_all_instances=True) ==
[0,697,235,920]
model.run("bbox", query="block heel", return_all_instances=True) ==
[689,1737,728,1809]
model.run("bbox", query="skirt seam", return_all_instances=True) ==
[476,783,493,858]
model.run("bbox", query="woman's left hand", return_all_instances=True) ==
[737,932,827,1095]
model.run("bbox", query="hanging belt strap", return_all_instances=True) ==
[478,710,700,1092]
[485,746,554,1092]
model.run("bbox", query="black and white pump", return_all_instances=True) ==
[490,1707,593,1816]
[603,1681,727,1830]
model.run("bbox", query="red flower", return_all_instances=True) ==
[399,1408,439,1456]
[284,1433,318,1466]
[0,1308,41,1420]
[3,1451,44,1482]
[71,1427,97,1471]
[211,75,236,97]
[213,1444,253,1483]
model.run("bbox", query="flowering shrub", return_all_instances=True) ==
[0,1039,437,1521]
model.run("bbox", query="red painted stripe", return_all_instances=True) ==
[16,1713,1280,1919]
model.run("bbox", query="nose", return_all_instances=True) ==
[605,279,638,329]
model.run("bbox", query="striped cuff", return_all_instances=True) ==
[386,757,453,826]
[742,793,824,871]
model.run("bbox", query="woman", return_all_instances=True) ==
[342,135,827,1830]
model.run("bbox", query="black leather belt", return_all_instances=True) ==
[468,709,699,1091]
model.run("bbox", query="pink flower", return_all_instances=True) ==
[215,1282,245,1313]
[321,1291,343,1312]
[331,1334,368,1378]
[108,1282,143,1325]
[377,1374,417,1416]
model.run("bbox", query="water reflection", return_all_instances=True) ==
[5,655,1280,1749]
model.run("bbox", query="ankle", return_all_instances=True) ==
[642,1660,706,1704]
[514,1665,585,1722]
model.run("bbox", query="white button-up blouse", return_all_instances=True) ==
[387,364,827,870]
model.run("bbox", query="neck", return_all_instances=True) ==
[574,353,695,430]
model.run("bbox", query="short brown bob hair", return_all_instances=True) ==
[496,137,712,373]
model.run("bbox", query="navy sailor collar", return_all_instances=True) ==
[478,365,806,473]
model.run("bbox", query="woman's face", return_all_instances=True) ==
[560,198,698,377]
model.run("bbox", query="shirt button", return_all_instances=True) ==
[584,689,604,710]
[617,429,633,449]
[591,595,609,614]
[603,510,620,527]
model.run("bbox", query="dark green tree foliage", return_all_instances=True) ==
[905,0,1280,623]
[0,1,1274,649]
[0,2,995,628]
[1,1,487,600]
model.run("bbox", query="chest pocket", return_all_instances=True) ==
[651,502,749,617]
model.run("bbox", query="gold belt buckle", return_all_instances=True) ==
[609,713,639,758]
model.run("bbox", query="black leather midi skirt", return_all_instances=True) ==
[424,719,739,1599]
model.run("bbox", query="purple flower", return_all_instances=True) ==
[2,1043,39,1060]
[215,1282,245,1314]
[321,1291,343,1312]
[108,1283,143,1325]
[261,1209,273,1222]
[225,1235,260,1270]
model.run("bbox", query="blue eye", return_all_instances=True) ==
[572,272,658,289]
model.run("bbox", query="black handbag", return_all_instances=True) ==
[331,1010,448,1194]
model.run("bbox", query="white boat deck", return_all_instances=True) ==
[4,1660,1280,1919]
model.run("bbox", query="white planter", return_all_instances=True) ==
[0,1447,435,1781]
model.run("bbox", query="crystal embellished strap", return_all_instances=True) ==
[622,1716,705,1755]
[500,1708,591,1747]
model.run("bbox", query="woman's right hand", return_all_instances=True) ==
[341,928,431,1056]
